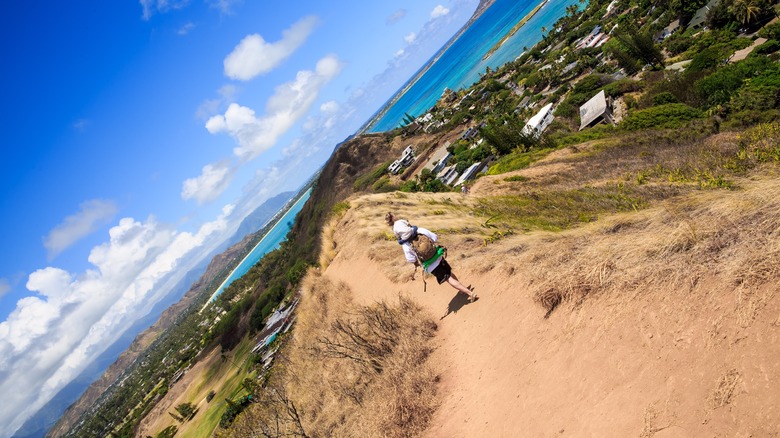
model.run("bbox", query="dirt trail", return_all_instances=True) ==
[323,186,780,437]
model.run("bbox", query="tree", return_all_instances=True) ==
[174,402,196,421]
[729,0,762,25]
[609,24,665,70]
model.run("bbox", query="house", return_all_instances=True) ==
[423,142,452,175]
[389,145,416,174]
[460,126,479,140]
[688,0,719,30]
[516,95,532,110]
[453,162,483,187]
[437,165,460,185]
[523,103,555,137]
[654,19,681,42]
[579,90,614,130]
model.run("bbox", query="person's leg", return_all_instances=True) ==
[446,275,476,301]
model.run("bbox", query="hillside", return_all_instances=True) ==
[264,125,780,436]
[66,0,780,435]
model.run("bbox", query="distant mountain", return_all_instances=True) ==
[226,191,294,248]
[42,190,296,438]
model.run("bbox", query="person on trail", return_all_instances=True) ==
[385,212,477,302]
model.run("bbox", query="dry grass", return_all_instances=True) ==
[517,177,780,318]
[707,369,741,410]
[224,271,440,437]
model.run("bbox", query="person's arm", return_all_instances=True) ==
[402,244,418,264]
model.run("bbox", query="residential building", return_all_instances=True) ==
[423,142,452,175]
[689,0,719,30]
[523,103,555,137]
[437,165,460,186]
[579,90,614,130]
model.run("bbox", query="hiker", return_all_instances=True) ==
[385,212,477,302]
[461,184,469,195]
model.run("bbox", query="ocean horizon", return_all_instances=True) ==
[367,0,583,132]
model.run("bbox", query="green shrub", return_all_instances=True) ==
[353,161,391,191]
[752,39,780,56]
[620,103,704,130]
[652,92,679,106]
[487,148,554,175]
[758,22,780,40]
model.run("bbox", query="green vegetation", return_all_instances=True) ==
[68,0,780,435]
[477,185,646,232]
[621,103,704,130]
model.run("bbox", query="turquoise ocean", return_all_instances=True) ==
[208,188,312,302]
[368,0,583,132]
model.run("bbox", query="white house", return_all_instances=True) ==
[423,142,452,175]
[437,165,460,186]
[523,103,555,137]
[579,90,614,130]
[389,145,416,174]
[454,162,483,187]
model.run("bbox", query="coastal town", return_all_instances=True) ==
[51,0,780,436]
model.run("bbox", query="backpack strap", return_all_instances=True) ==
[397,226,418,245]
[421,246,446,270]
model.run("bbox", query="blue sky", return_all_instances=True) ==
[0,0,476,434]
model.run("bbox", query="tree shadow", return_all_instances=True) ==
[440,291,476,320]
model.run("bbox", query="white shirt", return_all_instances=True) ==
[400,226,442,273]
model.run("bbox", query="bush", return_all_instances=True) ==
[752,39,780,56]
[758,22,780,40]
[620,103,704,130]
[652,92,679,106]
[695,56,776,107]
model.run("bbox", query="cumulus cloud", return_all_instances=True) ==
[177,22,195,35]
[224,16,319,81]
[404,32,417,44]
[431,5,451,19]
[0,207,234,437]
[139,0,190,20]
[196,84,237,120]
[181,161,235,204]
[43,200,119,260]
[386,9,407,24]
[207,55,343,160]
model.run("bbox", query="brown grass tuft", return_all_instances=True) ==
[227,271,440,437]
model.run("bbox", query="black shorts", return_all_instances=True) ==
[430,258,452,284]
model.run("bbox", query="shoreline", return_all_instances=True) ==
[358,0,497,134]
[202,189,312,308]
[482,0,549,62]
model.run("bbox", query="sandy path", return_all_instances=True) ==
[324,223,780,437]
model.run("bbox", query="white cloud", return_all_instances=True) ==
[177,22,195,35]
[208,0,243,15]
[320,100,339,114]
[431,5,451,19]
[43,200,119,260]
[386,9,407,24]
[404,32,417,44]
[0,279,9,298]
[73,119,90,132]
[196,84,238,120]
[223,16,319,81]
[0,207,233,437]
[181,161,235,204]
[207,55,343,160]
[139,0,190,21]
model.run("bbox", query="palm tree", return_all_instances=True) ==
[730,0,762,25]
